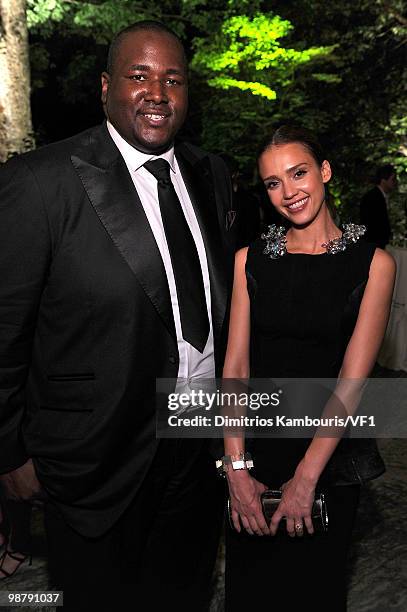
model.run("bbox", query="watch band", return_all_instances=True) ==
[216,452,254,477]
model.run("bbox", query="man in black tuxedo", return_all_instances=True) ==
[0,21,234,610]
[360,164,397,248]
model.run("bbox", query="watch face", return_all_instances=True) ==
[231,460,246,470]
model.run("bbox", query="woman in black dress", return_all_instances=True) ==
[221,126,395,610]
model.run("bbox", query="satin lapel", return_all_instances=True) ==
[71,128,176,341]
[176,145,228,346]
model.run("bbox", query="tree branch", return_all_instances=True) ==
[380,1,407,28]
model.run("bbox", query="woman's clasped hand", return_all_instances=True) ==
[228,459,317,537]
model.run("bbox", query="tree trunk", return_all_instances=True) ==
[0,0,34,162]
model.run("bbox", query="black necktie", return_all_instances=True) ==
[144,158,210,353]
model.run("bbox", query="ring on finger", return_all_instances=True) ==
[295,522,303,532]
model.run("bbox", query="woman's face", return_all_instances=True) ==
[258,142,332,226]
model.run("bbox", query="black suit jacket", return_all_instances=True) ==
[360,186,391,248]
[0,123,234,536]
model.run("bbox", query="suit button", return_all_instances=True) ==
[169,355,177,364]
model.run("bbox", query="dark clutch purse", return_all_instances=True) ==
[228,489,328,533]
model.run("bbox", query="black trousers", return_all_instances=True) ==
[44,440,224,612]
[225,484,360,612]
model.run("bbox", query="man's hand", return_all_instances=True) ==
[0,459,45,503]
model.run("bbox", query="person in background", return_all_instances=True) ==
[360,164,397,248]
[220,154,261,248]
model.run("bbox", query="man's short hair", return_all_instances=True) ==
[106,20,186,74]
[375,164,395,183]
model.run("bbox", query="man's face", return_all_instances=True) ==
[101,30,188,153]
[382,173,397,194]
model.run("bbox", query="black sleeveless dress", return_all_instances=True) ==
[225,235,383,612]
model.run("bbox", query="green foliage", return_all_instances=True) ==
[27,0,68,34]
[188,10,338,176]
[27,0,154,41]
[192,14,332,99]
[70,2,150,44]
[311,73,342,83]
[207,77,277,100]
[25,0,406,238]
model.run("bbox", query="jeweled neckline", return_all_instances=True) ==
[261,223,366,259]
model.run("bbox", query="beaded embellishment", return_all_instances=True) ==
[262,223,366,259]
[261,225,287,259]
[321,223,366,255]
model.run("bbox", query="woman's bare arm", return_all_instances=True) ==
[222,248,269,535]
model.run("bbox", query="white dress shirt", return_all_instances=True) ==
[107,121,215,382]
[378,185,389,203]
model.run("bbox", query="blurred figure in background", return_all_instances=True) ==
[220,154,261,248]
[360,164,397,248]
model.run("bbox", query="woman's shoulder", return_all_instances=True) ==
[246,234,271,271]
[247,234,266,253]
[345,237,376,266]
[344,240,395,290]
[235,246,249,267]
[370,246,397,277]
[350,239,394,267]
